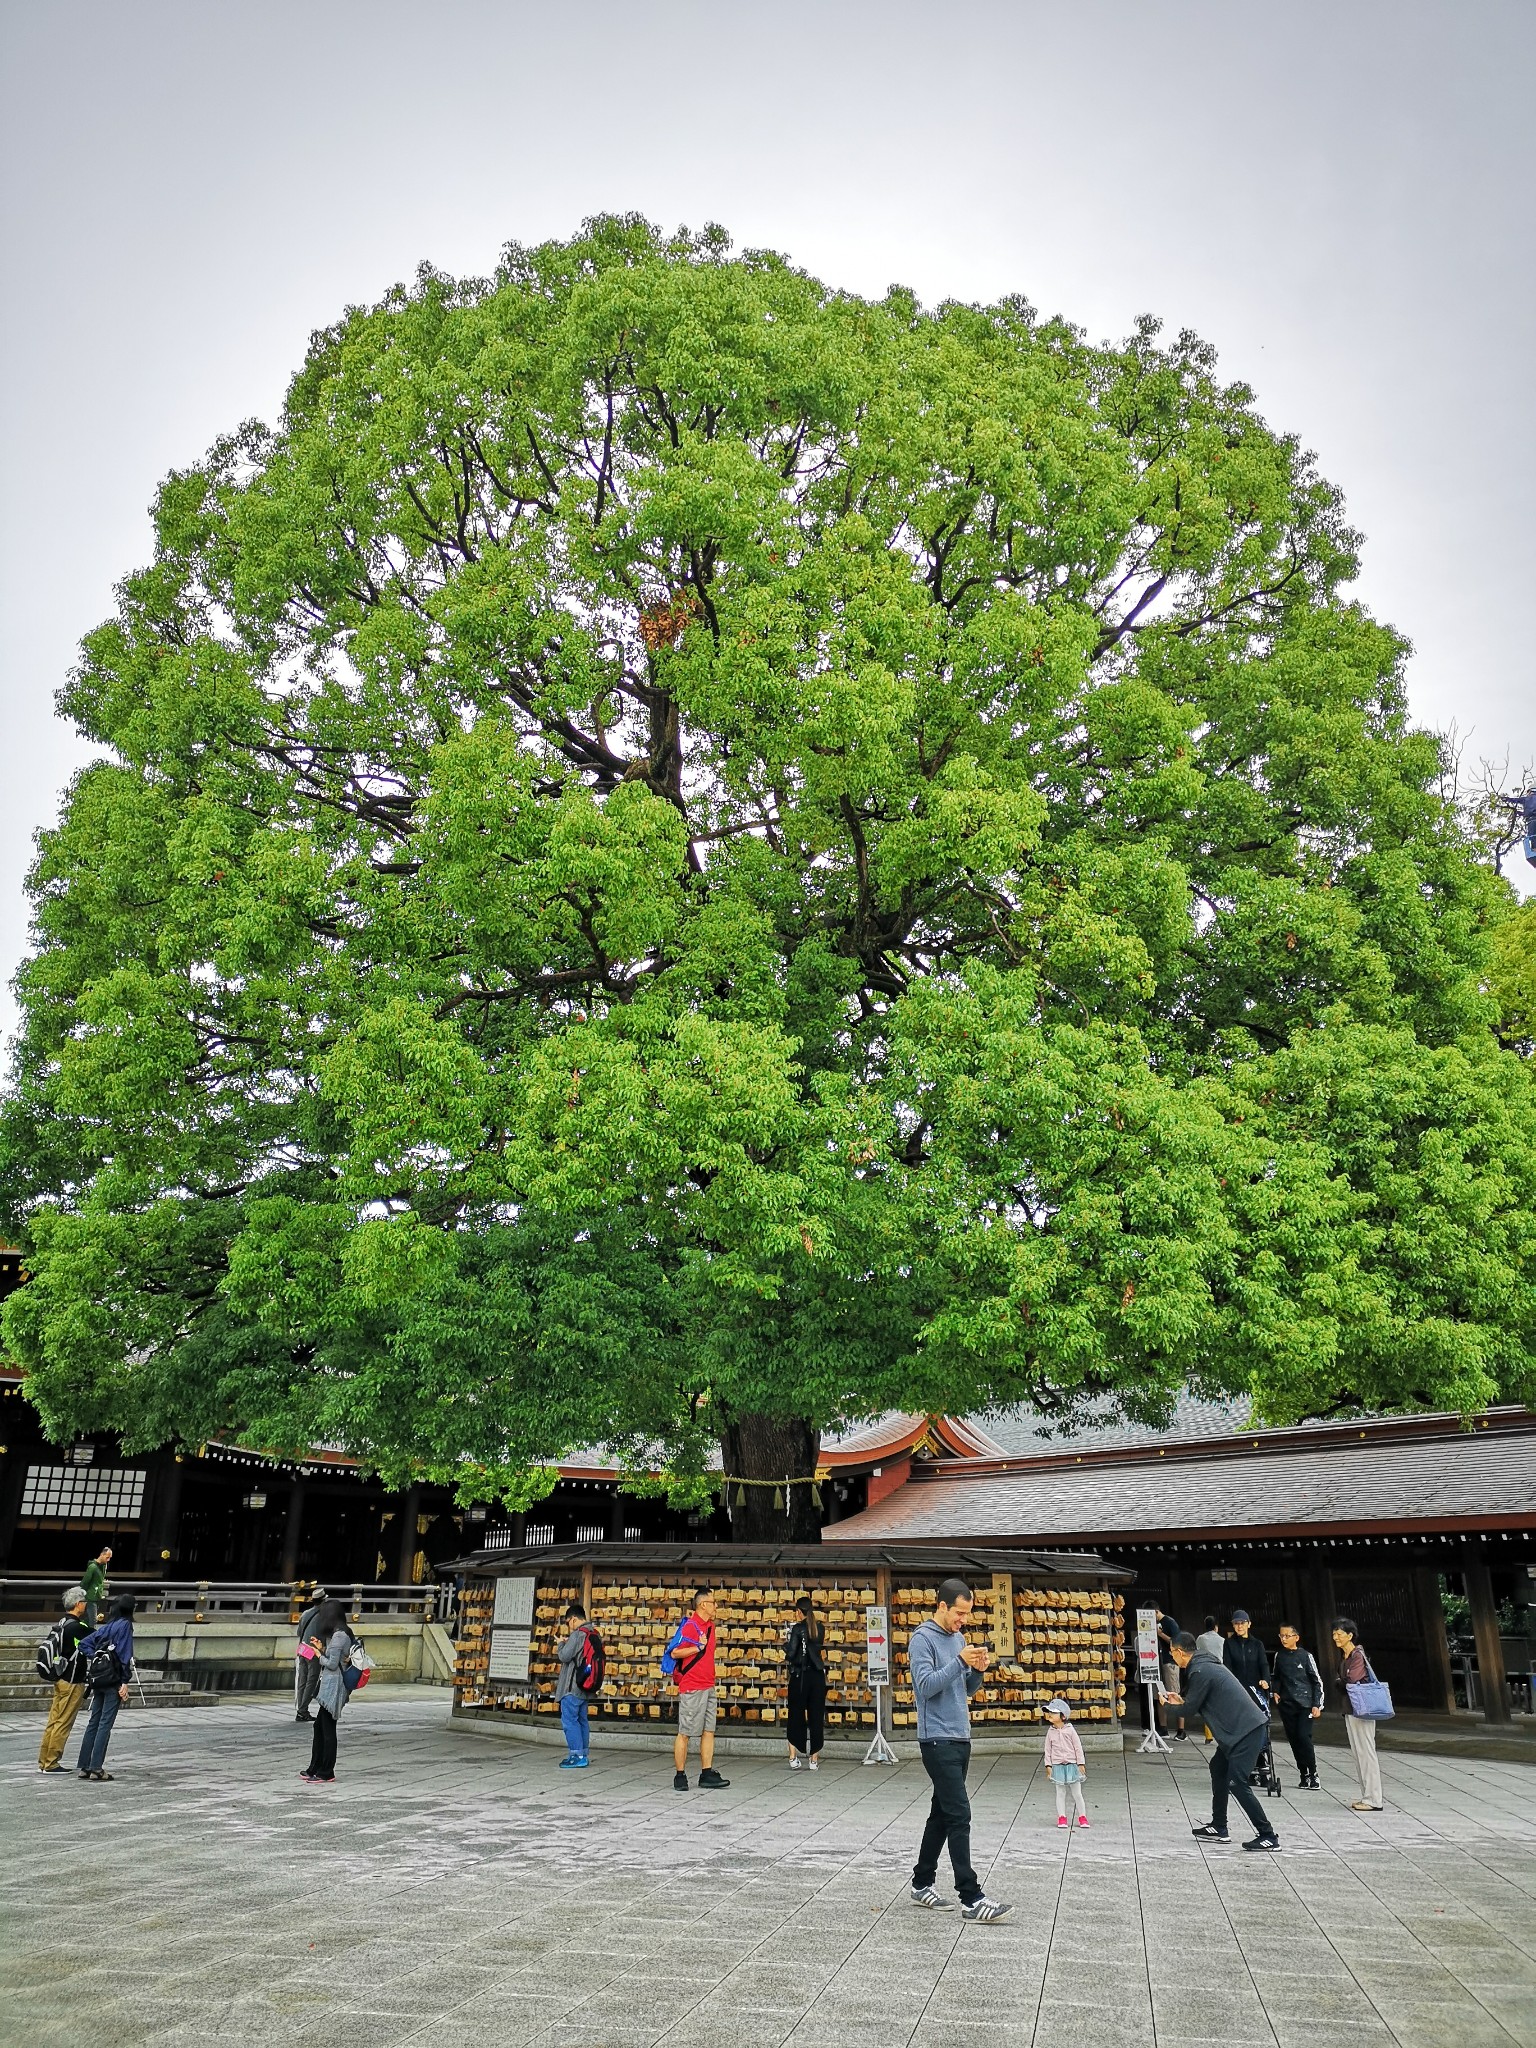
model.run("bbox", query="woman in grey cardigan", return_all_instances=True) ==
[302,1600,353,1783]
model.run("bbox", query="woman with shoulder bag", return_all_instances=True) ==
[1332,1616,1386,1811]
[302,1599,355,1784]
[76,1593,136,1780]
[785,1596,827,1771]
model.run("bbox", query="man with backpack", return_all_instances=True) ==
[555,1601,603,1769]
[36,1586,91,1772]
[667,1589,729,1792]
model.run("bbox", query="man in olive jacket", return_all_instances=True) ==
[1164,1634,1280,1851]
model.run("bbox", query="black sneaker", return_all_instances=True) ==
[1242,1834,1281,1852]
[1190,1823,1230,1841]
[673,1770,690,1791]
[295,1711,313,1722]
[1173,1729,1188,1741]
[698,1767,731,1789]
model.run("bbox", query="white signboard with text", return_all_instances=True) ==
[493,1576,536,1628]
[865,1605,891,1686]
[487,1629,532,1683]
[1135,1607,1162,1683]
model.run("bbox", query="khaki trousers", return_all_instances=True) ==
[1345,1713,1383,1808]
[39,1680,88,1769]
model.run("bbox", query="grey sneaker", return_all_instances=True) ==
[960,1896,1013,1923]
[910,1885,953,1910]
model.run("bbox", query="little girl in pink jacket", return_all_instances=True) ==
[1044,1698,1089,1827]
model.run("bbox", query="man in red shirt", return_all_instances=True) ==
[672,1589,730,1791]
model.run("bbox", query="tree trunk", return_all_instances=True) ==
[719,1414,822,1544]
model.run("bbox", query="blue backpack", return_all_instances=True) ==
[660,1618,709,1679]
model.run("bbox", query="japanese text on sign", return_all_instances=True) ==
[865,1605,890,1685]
[1135,1607,1162,1683]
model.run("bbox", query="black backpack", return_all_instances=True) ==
[36,1620,80,1684]
[86,1641,125,1690]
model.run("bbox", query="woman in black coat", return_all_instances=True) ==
[785,1596,827,1770]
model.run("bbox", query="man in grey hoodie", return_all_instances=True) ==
[294,1588,328,1723]
[907,1578,1012,1923]
[1164,1633,1280,1851]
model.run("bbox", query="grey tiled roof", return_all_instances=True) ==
[824,1430,1536,1545]
[976,1394,1254,1458]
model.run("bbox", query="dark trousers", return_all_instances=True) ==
[77,1687,121,1773]
[308,1705,338,1779]
[1209,1726,1274,1837]
[787,1671,826,1756]
[913,1739,980,1904]
[1278,1700,1317,1779]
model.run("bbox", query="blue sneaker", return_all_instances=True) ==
[558,1755,581,1768]
[572,1756,590,1767]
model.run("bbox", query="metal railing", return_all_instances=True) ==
[0,1576,458,1627]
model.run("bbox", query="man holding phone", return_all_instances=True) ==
[907,1578,1012,1922]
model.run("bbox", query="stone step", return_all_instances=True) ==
[0,1681,223,1711]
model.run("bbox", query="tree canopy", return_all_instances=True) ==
[5,215,1533,1536]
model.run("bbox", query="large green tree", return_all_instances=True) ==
[5,216,1534,1539]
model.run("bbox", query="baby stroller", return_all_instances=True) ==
[1245,1688,1284,1802]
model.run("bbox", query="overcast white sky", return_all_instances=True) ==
[1,0,1532,1038]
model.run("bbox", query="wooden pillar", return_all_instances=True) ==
[141,1453,184,1572]
[1412,1566,1456,1714]
[1463,1558,1511,1724]
[1302,1560,1337,1705]
[0,1441,28,1569]
[606,1486,624,1542]
[279,1477,307,1584]
[395,1484,422,1586]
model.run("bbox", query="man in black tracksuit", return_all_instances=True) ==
[1270,1624,1324,1788]
[1164,1634,1280,1851]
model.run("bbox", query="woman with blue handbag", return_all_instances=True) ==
[1332,1617,1389,1810]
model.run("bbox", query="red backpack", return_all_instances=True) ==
[576,1625,606,1697]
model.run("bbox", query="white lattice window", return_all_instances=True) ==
[574,1523,606,1543]
[21,1465,146,1523]
[524,1523,556,1547]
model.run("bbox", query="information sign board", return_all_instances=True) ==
[990,1573,1015,1659]
[493,1576,536,1628]
[865,1605,890,1686]
[487,1628,531,1682]
[1135,1607,1162,1683]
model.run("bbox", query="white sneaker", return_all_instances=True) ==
[960,1896,1013,1923]
[789,1755,803,1769]
[808,1757,819,1771]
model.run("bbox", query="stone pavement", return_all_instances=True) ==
[2,1690,1533,2048]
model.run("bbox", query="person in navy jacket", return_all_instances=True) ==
[76,1593,136,1780]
